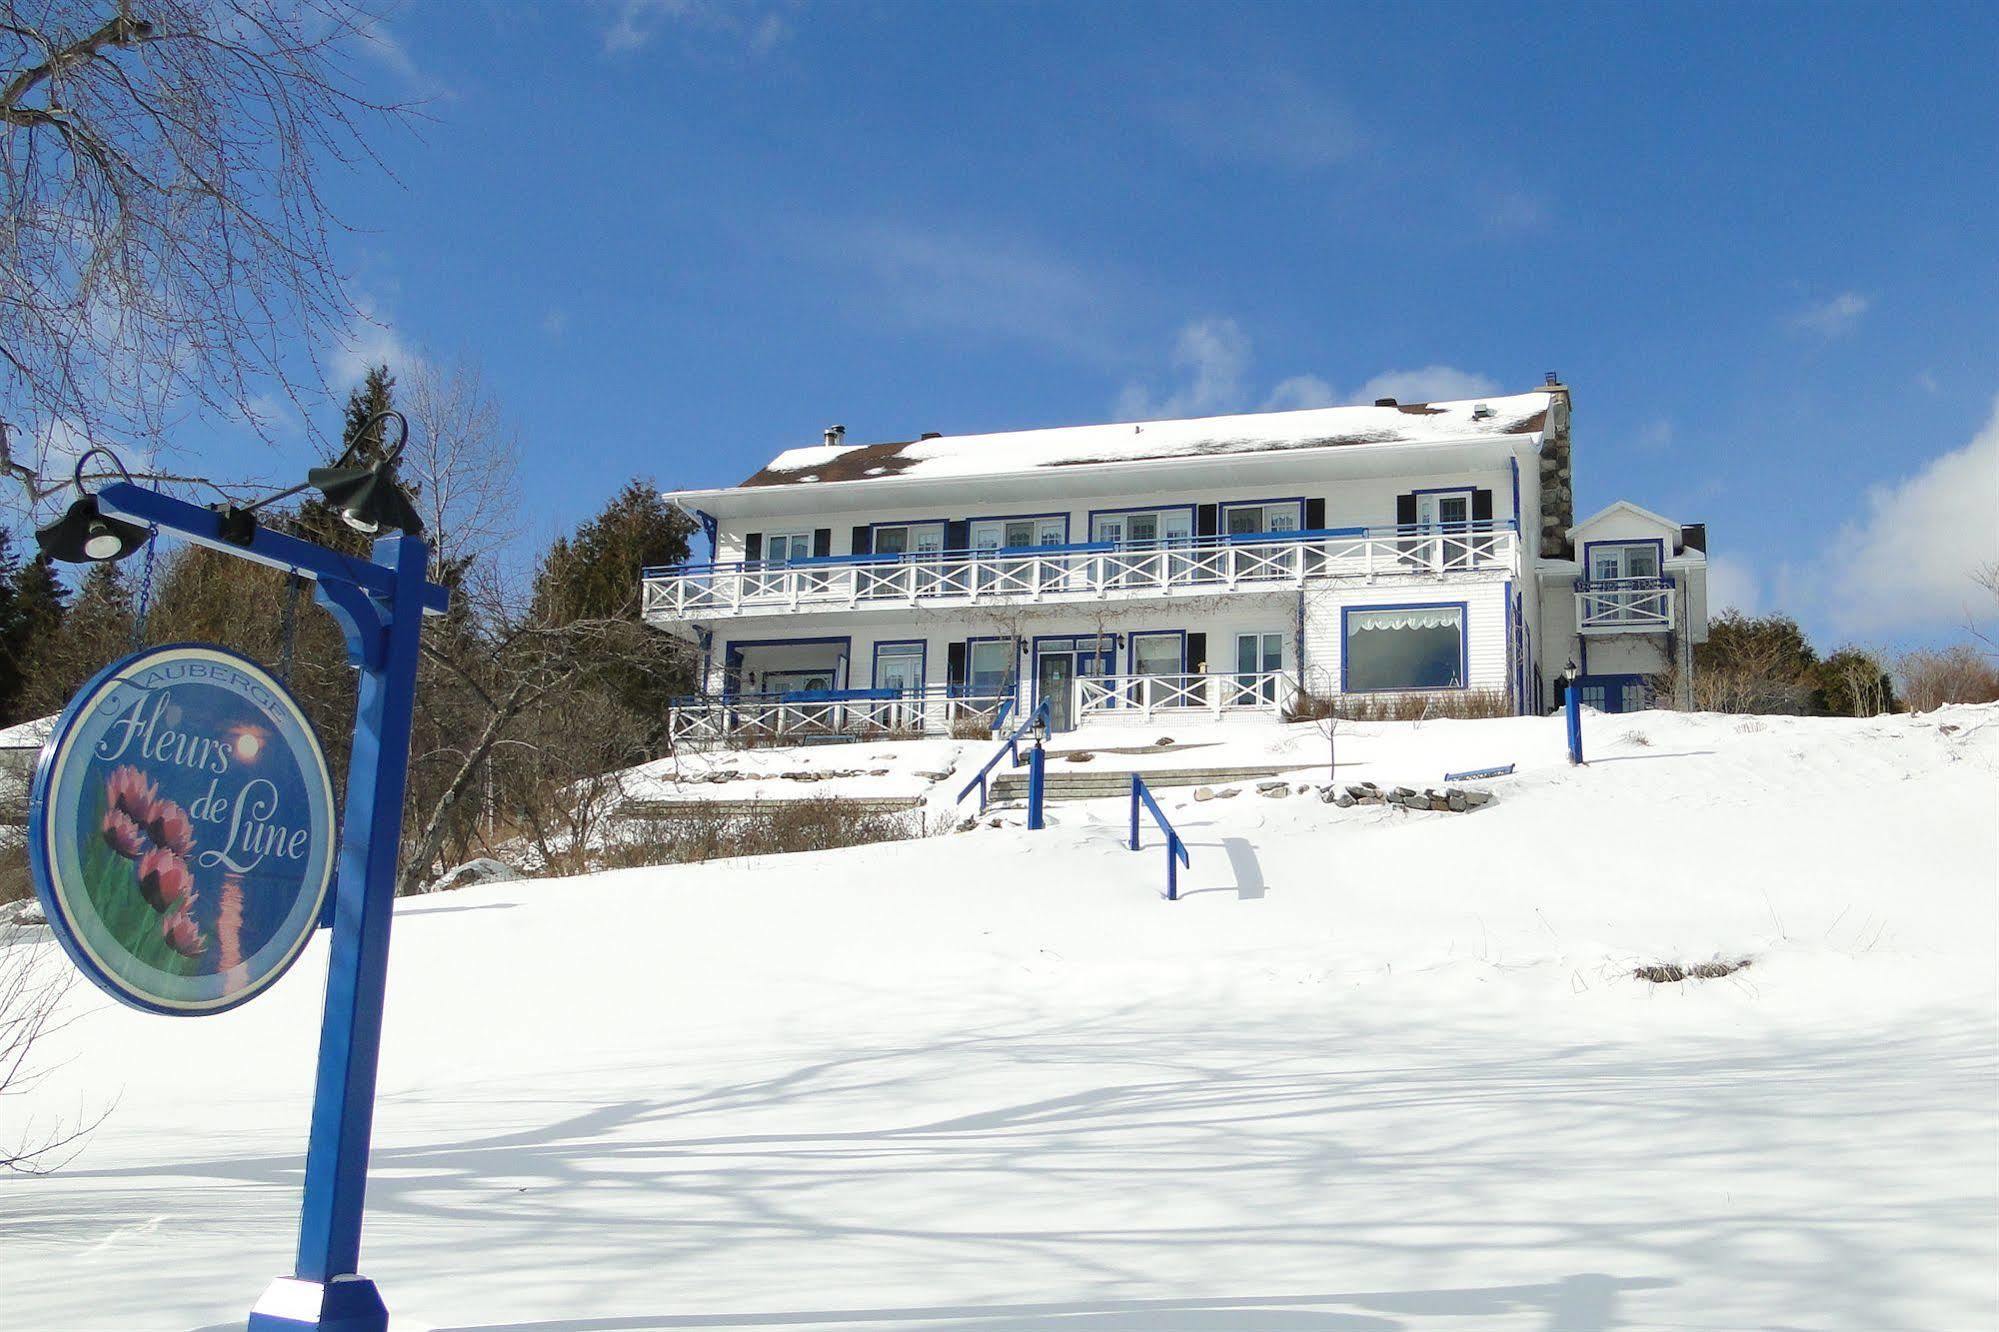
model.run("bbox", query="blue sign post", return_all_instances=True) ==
[31,478,449,1332]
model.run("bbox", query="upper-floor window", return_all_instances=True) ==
[971,517,1065,550]
[1092,508,1193,546]
[1588,542,1661,582]
[1222,500,1302,536]
[874,522,944,556]
[765,532,813,563]
[1413,490,1472,530]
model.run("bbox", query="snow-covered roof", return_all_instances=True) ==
[1569,500,1684,538]
[730,391,1553,492]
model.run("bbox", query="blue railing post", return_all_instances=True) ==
[1128,775,1141,850]
[1026,740,1046,830]
[1565,679,1584,765]
[1166,834,1179,901]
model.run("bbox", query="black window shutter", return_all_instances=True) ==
[1304,498,1326,530]
[813,528,832,557]
[946,641,967,688]
[1196,504,1218,537]
[1395,494,1417,528]
[945,519,969,551]
[851,525,872,556]
[1187,632,1208,673]
[743,532,763,562]
[1471,490,1493,522]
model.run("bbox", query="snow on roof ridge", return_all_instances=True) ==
[740,389,1552,489]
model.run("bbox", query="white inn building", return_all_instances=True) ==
[643,380,1709,745]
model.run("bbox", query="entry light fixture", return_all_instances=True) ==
[35,448,150,564]
[307,410,423,537]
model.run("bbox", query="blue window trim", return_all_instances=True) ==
[1508,456,1521,531]
[866,517,950,553]
[1126,628,1188,674]
[870,638,927,693]
[1086,502,1196,538]
[719,634,852,697]
[962,635,1022,700]
[1218,496,1306,533]
[1580,537,1667,578]
[1339,600,1471,694]
[965,512,1072,548]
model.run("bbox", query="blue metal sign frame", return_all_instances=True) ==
[81,481,449,1332]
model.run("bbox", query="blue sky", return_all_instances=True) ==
[222,2,1999,646]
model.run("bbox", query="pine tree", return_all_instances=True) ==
[0,531,25,724]
[531,479,691,624]
[17,561,131,717]
[295,363,399,557]
[2,552,68,722]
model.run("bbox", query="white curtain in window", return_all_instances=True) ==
[1349,606,1462,633]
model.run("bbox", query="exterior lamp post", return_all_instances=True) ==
[28,416,448,1332]
[1563,659,1584,766]
[1026,712,1048,830]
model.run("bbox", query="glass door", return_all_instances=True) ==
[1234,632,1283,705]
[1037,651,1075,732]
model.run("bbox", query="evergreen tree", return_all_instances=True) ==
[0,531,25,723]
[18,561,133,716]
[295,363,399,557]
[531,479,692,624]
[2,551,68,721]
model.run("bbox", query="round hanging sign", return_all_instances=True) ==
[28,643,338,1015]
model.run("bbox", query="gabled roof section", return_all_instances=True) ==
[734,391,1552,490]
[1568,499,1682,538]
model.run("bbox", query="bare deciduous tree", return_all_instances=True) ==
[1,939,108,1174]
[1,0,412,506]
[397,357,522,574]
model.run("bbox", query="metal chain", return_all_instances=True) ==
[278,573,305,683]
[128,535,157,652]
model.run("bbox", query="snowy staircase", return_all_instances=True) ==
[988,764,1296,804]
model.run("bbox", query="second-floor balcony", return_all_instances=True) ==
[644,523,1519,624]
[1576,577,1676,633]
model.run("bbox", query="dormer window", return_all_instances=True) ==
[1587,542,1661,582]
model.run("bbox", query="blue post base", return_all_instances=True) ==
[247,1277,387,1332]
[1026,744,1046,830]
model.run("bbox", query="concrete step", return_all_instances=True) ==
[990,764,1298,801]
[622,795,925,819]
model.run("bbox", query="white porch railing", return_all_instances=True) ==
[644,524,1518,623]
[1576,577,1674,633]
[1076,671,1298,721]
[669,687,1012,747]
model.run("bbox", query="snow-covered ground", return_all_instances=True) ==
[5,707,1996,1331]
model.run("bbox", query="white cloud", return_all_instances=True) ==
[1150,72,1360,171]
[330,294,421,391]
[1824,397,1999,632]
[1115,319,1251,420]
[1117,321,1500,422]
[837,221,1113,359]
[1916,369,1940,394]
[602,0,792,55]
[1263,375,1339,411]
[1633,419,1674,452]
[1352,366,1501,406]
[1706,554,1762,615]
[1788,291,1870,338]
[541,309,570,338]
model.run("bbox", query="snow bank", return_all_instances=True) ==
[4,706,1994,1331]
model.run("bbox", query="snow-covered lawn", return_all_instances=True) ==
[4,708,1996,1331]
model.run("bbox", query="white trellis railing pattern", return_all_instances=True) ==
[643,524,1518,623]
[1575,577,1674,632]
[668,687,1012,747]
[1076,671,1298,721]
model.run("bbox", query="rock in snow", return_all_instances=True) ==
[424,858,521,895]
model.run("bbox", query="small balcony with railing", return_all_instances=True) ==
[1575,576,1675,634]
[644,522,1519,625]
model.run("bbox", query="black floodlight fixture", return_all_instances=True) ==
[36,448,151,564]
[308,410,424,537]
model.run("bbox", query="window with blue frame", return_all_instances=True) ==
[1344,605,1465,691]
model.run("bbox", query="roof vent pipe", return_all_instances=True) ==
[824,424,846,448]
[1374,397,1398,407]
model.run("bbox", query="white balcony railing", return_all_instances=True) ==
[1076,671,1298,722]
[1576,577,1674,633]
[669,687,1012,747]
[644,524,1518,623]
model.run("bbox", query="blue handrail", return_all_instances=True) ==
[956,698,1050,813]
[991,696,1017,736]
[1128,775,1192,901]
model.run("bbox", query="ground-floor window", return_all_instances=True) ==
[1344,604,1465,692]
[967,639,1016,697]
[873,641,925,694]
[1234,631,1283,704]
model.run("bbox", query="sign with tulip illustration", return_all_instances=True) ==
[29,643,338,1015]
